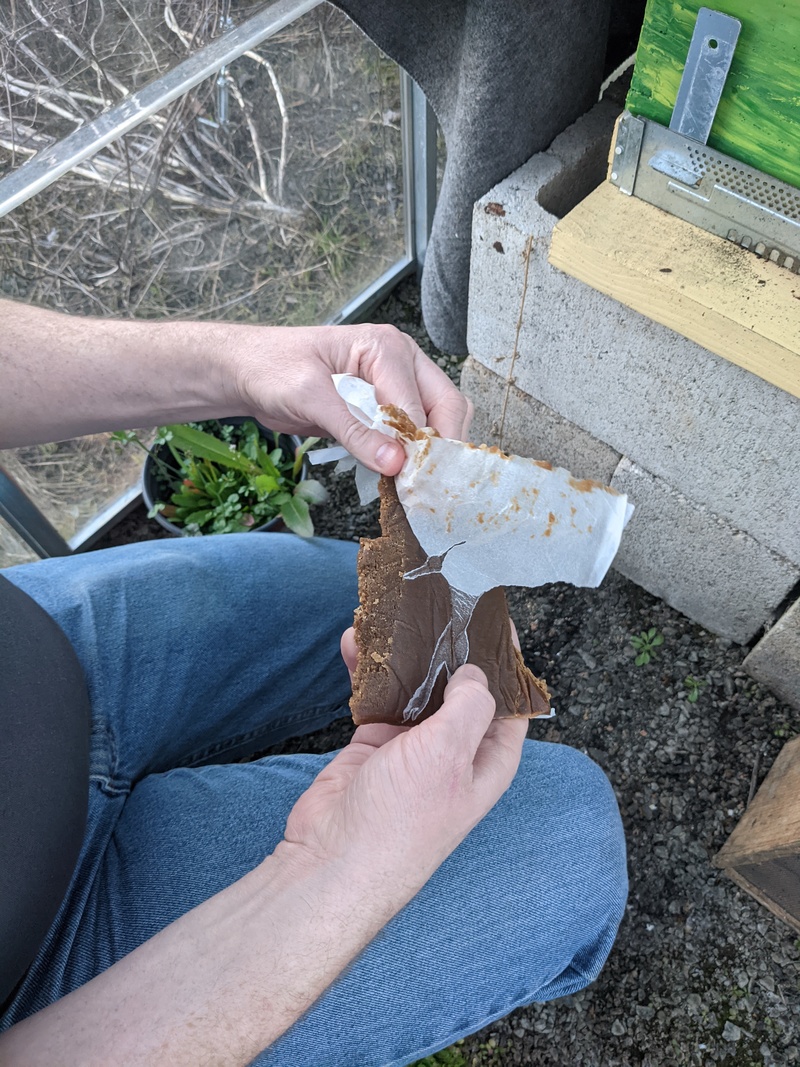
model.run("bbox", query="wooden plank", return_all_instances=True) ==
[548,182,800,400]
[714,736,800,868]
[627,0,800,190]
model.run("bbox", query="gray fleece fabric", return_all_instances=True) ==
[331,0,612,354]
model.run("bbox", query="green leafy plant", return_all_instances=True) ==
[411,1045,468,1067]
[630,627,664,666]
[114,420,326,537]
[684,675,707,703]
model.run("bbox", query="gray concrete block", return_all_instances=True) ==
[609,459,800,644]
[460,356,621,482]
[744,597,800,711]
[467,105,800,568]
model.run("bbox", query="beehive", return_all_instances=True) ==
[714,736,800,933]
[627,0,800,189]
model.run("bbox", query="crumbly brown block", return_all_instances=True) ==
[350,477,551,725]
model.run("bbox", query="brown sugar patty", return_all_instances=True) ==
[350,477,551,725]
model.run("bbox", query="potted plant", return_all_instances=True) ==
[114,419,326,537]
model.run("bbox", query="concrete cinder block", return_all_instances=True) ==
[460,356,621,482]
[610,459,800,644]
[744,598,800,711]
[467,106,800,568]
[462,351,800,644]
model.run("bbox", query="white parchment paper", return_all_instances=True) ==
[321,374,633,596]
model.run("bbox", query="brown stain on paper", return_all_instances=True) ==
[568,475,619,496]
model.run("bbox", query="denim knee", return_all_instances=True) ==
[251,742,629,1067]
[504,741,628,995]
[519,740,626,887]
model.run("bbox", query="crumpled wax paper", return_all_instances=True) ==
[310,373,633,597]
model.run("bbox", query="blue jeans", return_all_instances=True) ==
[1,534,627,1065]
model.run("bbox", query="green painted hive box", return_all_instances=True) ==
[627,0,800,191]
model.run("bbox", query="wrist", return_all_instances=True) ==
[226,323,334,424]
[156,317,243,418]
[262,837,434,928]
[257,840,383,914]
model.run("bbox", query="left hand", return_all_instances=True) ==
[226,323,473,475]
[280,657,526,900]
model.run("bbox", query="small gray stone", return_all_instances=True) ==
[686,993,703,1014]
[722,1021,742,1042]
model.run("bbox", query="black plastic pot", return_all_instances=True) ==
[141,417,307,537]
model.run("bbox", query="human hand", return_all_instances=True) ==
[280,637,526,907]
[225,323,472,475]
[0,303,469,459]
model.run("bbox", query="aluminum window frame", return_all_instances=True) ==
[0,0,436,558]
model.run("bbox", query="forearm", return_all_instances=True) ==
[0,842,407,1067]
[0,300,242,448]
[0,299,470,470]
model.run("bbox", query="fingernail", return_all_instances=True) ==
[375,442,402,473]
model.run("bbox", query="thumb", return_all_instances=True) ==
[422,664,497,756]
[331,410,406,475]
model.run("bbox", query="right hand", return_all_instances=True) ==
[225,322,473,476]
[279,641,527,905]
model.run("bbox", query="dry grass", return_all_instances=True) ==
[0,1,403,322]
[0,1,404,564]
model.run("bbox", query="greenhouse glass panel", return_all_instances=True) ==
[0,1,408,567]
[0,510,39,568]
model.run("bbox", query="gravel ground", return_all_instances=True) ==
[96,278,800,1067]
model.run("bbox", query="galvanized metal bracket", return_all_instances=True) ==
[609,7,800,272]
[610,112,644,196]
[670,7,741,145]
